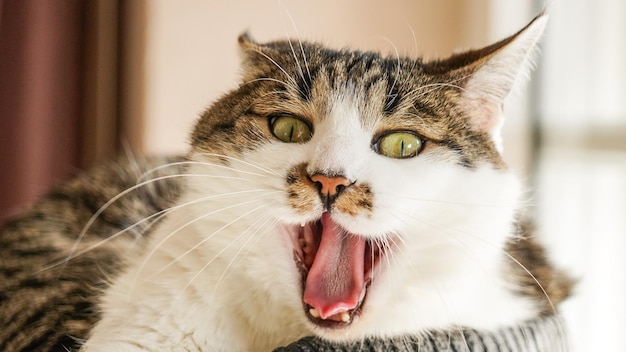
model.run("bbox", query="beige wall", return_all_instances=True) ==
[121,0,535,170]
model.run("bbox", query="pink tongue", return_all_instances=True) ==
[303,213,366,320]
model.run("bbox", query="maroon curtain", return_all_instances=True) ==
[0,0,84,225]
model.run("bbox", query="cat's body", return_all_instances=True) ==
[0,13,571,352]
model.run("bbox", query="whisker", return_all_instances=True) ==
[248,49,303,97]
[279,1,312,82]
[404,19,420,71]
[398,209,556,314]
[137,160,273,182]
[242,77,297,92]
[279,18,309,94]
[374,35,402,107]
[447,223,556,314]
[42,189,274,273]
[502,250,556,313]
[231,215,279,266]
[297,36,312,83]
[134,193,279,288]
[170,204,269,302]
[383,234,412,283]
[199,152,281,177]
[212,212,277,292]
[402,81,467,101]
[58,173,258,274]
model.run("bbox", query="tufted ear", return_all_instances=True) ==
[237,32,286,83]
[237,32,261,52]
[237,32,264,82]
[425,12,547,149]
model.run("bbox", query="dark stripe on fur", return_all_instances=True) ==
[0,156,184,351]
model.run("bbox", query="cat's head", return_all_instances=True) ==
[185,14,546,340]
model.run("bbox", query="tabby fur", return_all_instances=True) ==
[0,13,571,352]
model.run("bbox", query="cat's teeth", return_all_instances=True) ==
[309,308,320,318]
[300,222,305,228]
[340,312,350,323]
[308,307,350,322]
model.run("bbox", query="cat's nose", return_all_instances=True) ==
[310,173,352,207]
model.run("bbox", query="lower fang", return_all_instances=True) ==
[309,308,320,318]
[340,312,350,323]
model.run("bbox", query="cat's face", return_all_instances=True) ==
[182,18,543,340]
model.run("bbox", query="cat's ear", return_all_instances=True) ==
[237,32,258,51]
[426,12,547,147]
[237,32,279,82]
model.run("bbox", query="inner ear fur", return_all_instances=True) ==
[424,12,547,137]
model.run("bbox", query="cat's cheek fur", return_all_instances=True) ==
[81,152,312,350]
[85,197,312,351]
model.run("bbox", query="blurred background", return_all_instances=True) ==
[0,0,624,351]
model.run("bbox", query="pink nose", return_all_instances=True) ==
[310,174,351,198]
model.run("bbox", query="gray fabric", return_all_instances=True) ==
[274,315,568,352]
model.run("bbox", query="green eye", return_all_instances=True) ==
[270,116,312,143]
[375,132,423,159]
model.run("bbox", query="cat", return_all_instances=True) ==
[0,12,572,352]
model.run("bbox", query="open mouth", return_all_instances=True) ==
[292,212,382,329]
